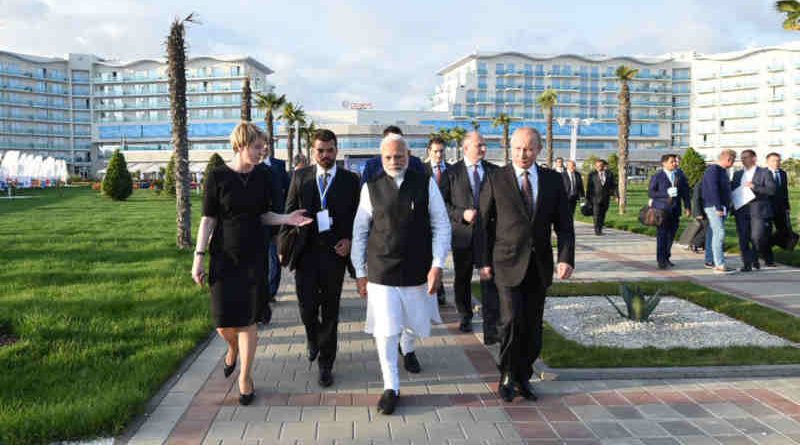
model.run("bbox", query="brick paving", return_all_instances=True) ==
[126,222,800,444]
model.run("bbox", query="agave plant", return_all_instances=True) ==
[605,284,661,322]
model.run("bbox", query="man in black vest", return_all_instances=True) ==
[280,129,360,387]
[766,152,791,266]
[587,159,618,235]
[423,136,452,306]
[351,134,451,415]
[561,159,584,216]
[479,127,575,402]
[442,132,500,343]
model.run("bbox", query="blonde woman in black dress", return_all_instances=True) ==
[192,122,310,405]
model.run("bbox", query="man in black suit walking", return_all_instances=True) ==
[263,149,290,306]
[766,152,791,266]
[561,159,584,216]
[423,136,452,306]
[587,159,618,235]
[731,149,776,272]
[442,132,501,342]
[280,129,360,387]
[479,127,574,402]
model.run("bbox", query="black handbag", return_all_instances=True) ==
[580,201,593,216]
[639,205,667,227]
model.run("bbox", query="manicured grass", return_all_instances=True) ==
[574,183,800,266]
[0,187,210,445]
[473,281,800,368]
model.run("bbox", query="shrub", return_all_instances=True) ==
[605,283,662,322]
[204,153,225,188]
[681,147,707,187]
[101,150,133,201]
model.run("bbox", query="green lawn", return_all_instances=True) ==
[473,281,800,368]
[0,187,210,445]
[574,183,800,266]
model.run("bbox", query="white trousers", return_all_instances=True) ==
[374,328,419,392]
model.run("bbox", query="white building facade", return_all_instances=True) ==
[690,43,800,161]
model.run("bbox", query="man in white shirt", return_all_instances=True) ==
[351,134,452,415]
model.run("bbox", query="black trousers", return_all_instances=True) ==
[656,206,680,265]
[452,247,500,336]
[592,200,609,233]
[768,208,790,263]
[734,211,771,267]
[294,246,346,370]
[497,259,546,383]
[567,198,578,216]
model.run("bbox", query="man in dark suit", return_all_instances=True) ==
[586,159,618,235]
[648,154,691,269]
[479,127,574,402]
[263,151,290,307]
[423,136,452,306]
[731,149,776,272]
[561,159,584,215]
[766,152,791,266]
[280,129,360,387]
[442,132,501,341]
[360,125,425,185]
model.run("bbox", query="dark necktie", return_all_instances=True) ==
[435,165,442,185]
[319,173,329,207]
[775,171,780,187]
[569,173,575,195]
[521,170,533,217]
[472,164,481,208]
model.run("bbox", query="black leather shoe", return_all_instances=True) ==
[403,351,421,374]
[666,260,675,267]
[657,262,668,270]
[238,378,255,406]
[739,265,753,272]
[498,373,516,402]
[458,318,473,333]
[753,261,761,270]
[223,349,237,378]
[318,368,333,387]
[764,262,778,268]
[377,389,399,415]
[483,333,500,346]
[308,344,319,362]
[517,379,539,401]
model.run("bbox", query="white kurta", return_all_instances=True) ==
[351,172,452,338]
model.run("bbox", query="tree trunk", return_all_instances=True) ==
[617,82,630,215]
[240,77,251,121]
[265,109,274,156]
[546,109,554,166]
[287,127,295,170]
[167,19,192,249]
[503,125,509,165]
[297,127,304,164]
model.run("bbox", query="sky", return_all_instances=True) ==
[0,0,797,111]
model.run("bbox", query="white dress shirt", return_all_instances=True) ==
[351,175,452,279]
[742,166,756,185]
[512,163,539,209]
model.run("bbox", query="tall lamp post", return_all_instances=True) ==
[556,117,593,162]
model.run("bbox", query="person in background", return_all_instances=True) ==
[553,157,565,173]
[648,154,691,269]
[191,122,311,405]
[262,142,290,310]
[423,136,452,306]
[293,154,308,171]
[731,149,775,272]
[586,159,618,235]
[766,152,791,266]
[701,149,737,274]
[360,125,425,185]
[561,159,584,215]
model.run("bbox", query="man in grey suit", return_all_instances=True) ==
[731,149,776,272]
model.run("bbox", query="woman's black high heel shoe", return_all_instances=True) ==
[223,350,237,378]
[239,378,255,406]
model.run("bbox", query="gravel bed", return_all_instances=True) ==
[544,296,792,349]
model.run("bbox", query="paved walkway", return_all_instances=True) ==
[125,222,800,445]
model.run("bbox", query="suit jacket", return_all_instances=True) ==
[768,169,791,213]
[479,164,575,288]
[265,157,290,212]
[731,167,776,219]
[442,160,498,250]
[360,154,425,185]
[587,169,618,205]
[423,161,452,188]
[648,170,691,212]
[279,166,360,270]
[561,170,584,201]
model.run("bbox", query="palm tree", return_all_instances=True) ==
[254,92,286,157]
[615,65,638,215]
[776,1,800,30]
[470,119,480,131]
[492,113,513,165]
[167,13,196,249]
[448,127,467,162]
[536,89,558,167]
[300,121,317,160]
[240,76,251,121]
[280,102,306,169]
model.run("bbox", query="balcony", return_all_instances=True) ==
[767,79,785,87]
[695,98,717,107]
[769,139,784,146]
[547,71,579,78]
[720,68,758,77]
[0,114,72,124]
[768,64,784,72]
[768,94,785,102]
[720,111,758,119]
[0,98,71,110]
[697,72,717,80]
[0,83,68,96]
[695,85,716,94]
[722,126,758,133]
[768,125,784,132]
[768,109,784,117]
[696,114,716,121]
[720,83,758,91]
[720,96,758,105]
[631,101,671,107]
[0,67,68,82]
